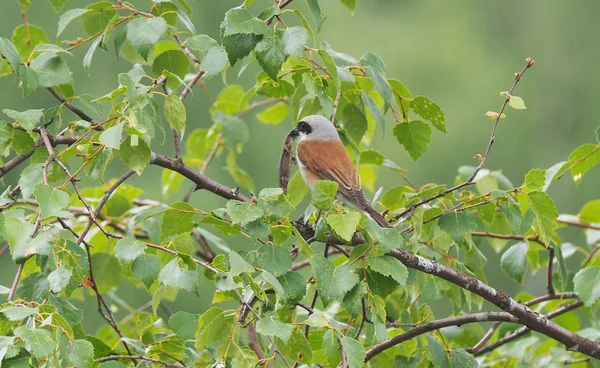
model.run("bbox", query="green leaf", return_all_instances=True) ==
[126,16,168,59]
[14,326,56,358]
[221,8,268,36]
[287,171,309,207]
[226,200,264,226]
[18,65,38,96]
[256,244,292,276]
[186,35,218,56]
[312,254,359,306]
[92,253,122,293]
[437,211,476,244]
[2,108,43,131]
[255,35,287,80]
[12,129,35,154]
[0,306,38,321]
[169,311,199,340]
[362,91,385,134]
[326,211,361,242]
[573,267,600,307]
[81,2,116,36]
[509,95,526,110]
[500,241,528,283]
[18,163,43,200]
[579,200,600,224]
[450,350,478,368]
[226,150,255,192]
[195,307,235,353]
[527,191,558,245]
[410,96,446,133]
[12,25,49,59]
[524,168,546,192]
[393,121,432,161]
[132,253,162,289]
[222,33,261,66]
[34,184,71,218]
[277,271,307,305]
[158,258,196,292]
[343,104,368,144]
[306,0,326,32]
[256,101,289,125]
[161,202,195,241]
[164,94,186,138]
[48,0,68,12]
[360,53,392,111]
[282,26,308,57]
[311,180,339,209]
[119,136,151,174]
[152,49,189,79]
[68,339,94,368]
[0,37,22,71]
[340,336,365,368]
[99,123,123,149]
[48,265,72,293]
[426,334,449,368]
[566,144,600,184]
[34,56,73,87]
[229,251,254,276]
[278,329,313,365]
[212,111,248,151]
[200,46,228,77]
[256,313,293,343]
[57,9,89,37]
[114,237,146,265]
[368,255,408,286]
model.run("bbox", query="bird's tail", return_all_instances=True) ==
[364,203,391,228]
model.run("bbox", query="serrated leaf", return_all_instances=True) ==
[410,96,446,133]
[126,16,167,59]
[12,25,49,59]
[509,95,526,110]
[361,53,391,111]
[34,56,73,87]
[164,94,186,137]
[573,267,600,307]
[114,237,146,265]
[200,46,228,77]
[527,191,558,245]
[57,9,89,37]
[450,350,478,368]
[277,271,307,305]
[195,307,235,353]
[169,311,199,340]
[14,326,56,358]
[256,244,292,276]
[256,313,293,343]
[221,8,268,36]
[256,101,289,125]
[2,108,43,131]
[500,241,528,283]
[99,123,123,149]
[229,251,254,276]
[1,306,38,321]
[158,258,196,292]
[524,168,546,192]
[437,211,476,244]
[119,136,150,174]
[368,255,408,286]
[393,121,431,161]
[566,144,600,184]
[312,254,359,306]
[226,200,264,226]
[255,35,287,80]
[282,26,308,57]
[343,104,368,144]
[426,335,449,368]
[212,111,248,151]
[48,265,72,293]
[340,336,365,368]
[160,202,195,241]
[132,253,162,289]
[326,211,361,242]
[311,180,338,209]
[34,184,71,218]
[152,49,189,80]
[306,0,326,31]
[0,37,22,71]
[18,65,38,96]
[222,33,261,66]
[68,339,94,368]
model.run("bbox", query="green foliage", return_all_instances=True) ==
[0,0,598,367]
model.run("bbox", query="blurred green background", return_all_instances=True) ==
[1,0,599,332]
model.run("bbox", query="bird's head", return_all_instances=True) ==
[288,115,340,141]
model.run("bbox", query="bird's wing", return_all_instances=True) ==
[297,139,367,208]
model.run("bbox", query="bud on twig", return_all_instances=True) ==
[514,72,520,80]
[525,57,535,67]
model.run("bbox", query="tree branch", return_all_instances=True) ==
[94,355,184,367]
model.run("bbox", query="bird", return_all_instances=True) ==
[287,115,391,228]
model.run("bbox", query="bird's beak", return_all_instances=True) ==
[288,127,300,138]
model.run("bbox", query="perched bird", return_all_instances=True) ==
[288,115,391,228]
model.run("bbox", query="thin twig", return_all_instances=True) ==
[94,355,183,367]
[547,246,555,295]
[7,264,24,302]
[391,58,534,225]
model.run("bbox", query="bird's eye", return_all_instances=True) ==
[298,121,312,134]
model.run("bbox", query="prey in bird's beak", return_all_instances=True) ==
[288,127,300,139]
